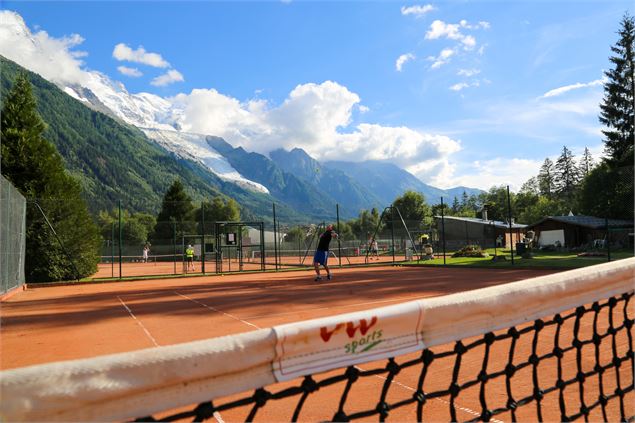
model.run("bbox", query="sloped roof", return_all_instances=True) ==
[434,215,527,229]
[527,215,634,229]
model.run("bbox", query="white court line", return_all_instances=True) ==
[117,296,159,347]
[174,292,260,330]
[243,295,424,320]
[355,365,503,423]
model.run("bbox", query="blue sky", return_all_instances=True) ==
[2,1,632,190]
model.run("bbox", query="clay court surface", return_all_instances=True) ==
[2,265,632,421]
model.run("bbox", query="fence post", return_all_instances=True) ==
[118,200,122,279]
[605,216,611,262]
[441,197,447,265]
[201,201,206,274]
[272,203,278,271]
[173,222,177,274]
[336,204,342,268]
[390,206,396,264]
[111,222,115,278]
[507,185,514,265]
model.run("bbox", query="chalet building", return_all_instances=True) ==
[433,215,526,251]
[525,215,634,249]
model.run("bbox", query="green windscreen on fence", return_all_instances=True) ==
[0,176,26,295]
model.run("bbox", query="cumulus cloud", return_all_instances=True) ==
[117,66,143,77]
[395,53,415,71]
[401,5,435,17]
[0,10,90,85]
[439,158,543,191]
[151,69,184,86]
[169,81,462,172]
[1,11,464,187]
[540,78,605,98]
[426,20,482,50]
[425,19,489,53]
[112,43,169,68]
[428,48,455,69]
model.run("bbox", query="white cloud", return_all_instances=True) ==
[0,10,90,85]
[395,53,415,71]
[441,158,543,191]
[540,78,605,98]
[170,81,462,172]
[458,68,480,77]
[428,48,455,69]
[151,69,184,86]
[117,66,143,77]
[2,11,465,188]
[425,19,488,50]
[450,80,480,91]
[449,82,469,91]
[112,43,169,68]
[401,4,435,17]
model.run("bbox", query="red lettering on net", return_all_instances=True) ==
[320,317,378,342]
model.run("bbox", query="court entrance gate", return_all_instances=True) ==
[214,221,265,273]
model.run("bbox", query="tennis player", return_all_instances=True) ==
[313,224,338,281]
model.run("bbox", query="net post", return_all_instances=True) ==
[336,204,342,268]
[507,185,514,265]
[441,197,447,265]
[201,201,206,275]
[118,199,122,280]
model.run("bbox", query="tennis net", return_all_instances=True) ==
[1,258,633,422]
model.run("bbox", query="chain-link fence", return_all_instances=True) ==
[1,176,26,294]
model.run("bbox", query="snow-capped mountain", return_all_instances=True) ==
[55,65,269,193]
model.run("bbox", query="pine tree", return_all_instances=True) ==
[451,197,460,213]
[537,158,556,198]
[579,147,595,178]
[554,146,579,197]
[599,13,635,167]
[1,74,101,282]
[151,179,196,241]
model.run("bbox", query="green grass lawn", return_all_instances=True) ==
[405,248,634,269]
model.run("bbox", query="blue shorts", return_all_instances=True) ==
[313,250,328,266]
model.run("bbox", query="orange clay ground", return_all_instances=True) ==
[1,265,632,422]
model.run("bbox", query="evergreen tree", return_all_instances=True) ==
[151,180,196,242]
[599,13,635,167]
[1,74,101,282]
[580,13,634,219]
[554,146,579,198]
[579,147,595,178]
[537,158,556,198]
[451,196,460,213]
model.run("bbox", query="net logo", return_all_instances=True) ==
[319,316,383,354]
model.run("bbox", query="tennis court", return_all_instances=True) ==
[1,261,633,421]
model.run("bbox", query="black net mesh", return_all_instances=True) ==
[134,291,634,422]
